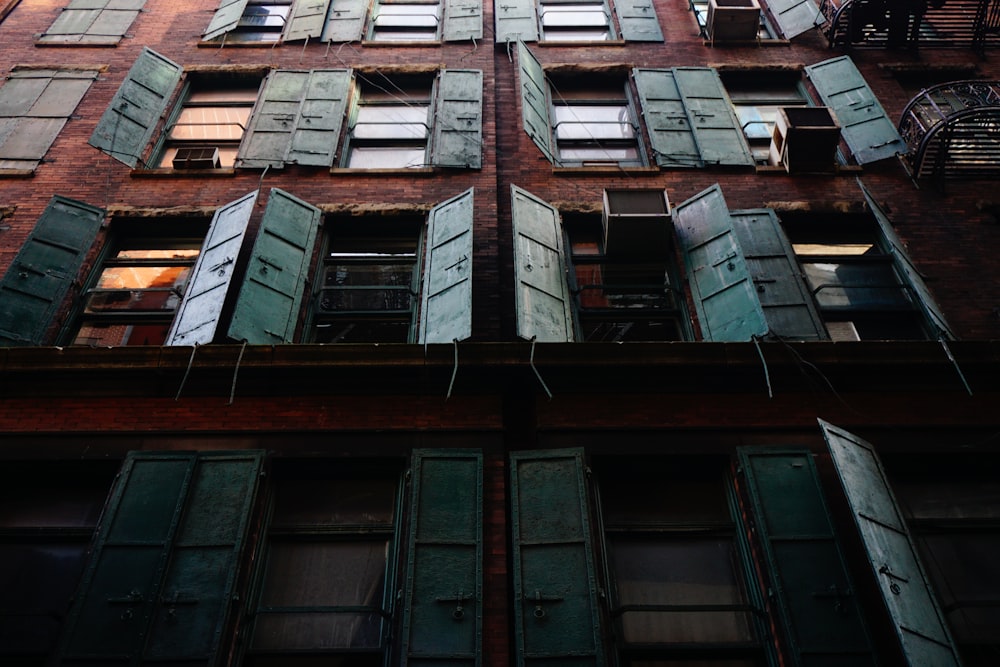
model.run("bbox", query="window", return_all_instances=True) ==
[229,0,291,42]
[549,75,642,166]
[37,0,146,45]
[345,76,432,169]
[370,0,441,40]
[724,74,808,165]
[539,0,612,40]
[495,0,662,42]
[690,0,774,40]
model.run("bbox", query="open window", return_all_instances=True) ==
[722,70,811,166]
[345,75,433,169]
[549,74,643,167]
[496,0,663,41]
[370,0,442,40]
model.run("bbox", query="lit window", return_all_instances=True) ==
[550,79,642,166]
[539,0,612,40]
[157,82,260,169]
[346,78,431,169]
[370,0,441,40]
[725,77,808,165]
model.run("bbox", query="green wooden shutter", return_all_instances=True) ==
[511,185,574,342]
[285,0,332,40]
[730,208,828,340]
[165,191,258,346]
[673,185,767,341]
[738,448,877,666]
[859,181,955,340]
[765,0,822,39]
[203,0,250,40]
[0,196,104,346]
[88,48,183,168]
[510,449,603,666]
[819,420,963,667]
[805,57,906,164]
[57,451,263,665]
[673,67,755,167]
[322,0,368,41]
[419,188,474,344]
[517,42,556,165]
[40,0,146,44]
[401,450,482,666]
[443,0,483,40]
[633,68,701,168]
[495,0,539,42]
[432,69,483,169]
[615,0,663,41]
[227,188,321,344]
[237,69,351,169]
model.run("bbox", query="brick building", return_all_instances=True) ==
[1,0,1000,665]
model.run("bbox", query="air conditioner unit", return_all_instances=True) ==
[172,147,221,169]
[602,189,671,259]
[768,107,841,173]
[706,0,761,42]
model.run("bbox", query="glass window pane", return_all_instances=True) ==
[71,322,172,346]
[802,262,912,309]
[271,479,397,527]
[260,541,388,608]
[347,146,426,169]
[311,318,412,343]
[169,107,251,141]
[324,263,414,287]
[373,4,439,27]
[353,106,429,140]
[252,611,384,650]
[541,4,608,27]
[554,105,634,140]
[239,4,290,27]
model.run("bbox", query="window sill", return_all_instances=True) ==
[363,39,443,47]
[553,165,659,175]
[0,168,36,178]
[754,164,863,175]
[538,39,627,47]
[701,37,790,47]
[130,168,238,177]
[35,37,120,47]
[330,166,437,176]
[196,40,281,48]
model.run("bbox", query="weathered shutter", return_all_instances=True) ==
[820,420,963,667]
[443,0,483,40]
[165,191,258,346]
[510,449,603,666]
[517,42,556,165]
[401,450,482,666]
[673,185,767,341]
[730,208,828,340]
[40,0,145,44]
[227,188,321,344]
[765,0,822,39]
[860,181,955,340]
[432,69,483,169]
[495,0,539,42]
[615,0,664,41]
[805,57,906,164]
[203,0,250,40]
[237,69,351,169]
[57,451,263,665]
[285,0,331,40]
[419,188,474,344]
[511,185,574,342]
[88,48,183,168]
[738,448,877,666]
[633,68,701,168]
[673,67,755,167]
[321,0,368,41]
[0,196,104,346]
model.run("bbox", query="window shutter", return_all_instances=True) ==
[511,185,574,342]
[615,0,664,41]
[321,0,367,41]
[805,57,906,164]
[819,420,963,667]
[40,0,145,44]
[203,0,250,40]
[165,191,258,346]
[227,188,321,344]
[764,0,822,38]
[730,208,828,340]
[401,450,482,666]
[510,449,604,665]
[0,196,104,346]
[443,0,483,40]
[285,0,331,41]
[860,181,955,341]
[517,42,556,165]
[88,47,183,168]
[495,0,539,42]
[237,69,351,169]
[673,185,767,341]
[673,67,755,167]
[57,451,263,665]
[419,188,474,344]
[738,448,877,665]
[633,68,701,168]
[432,69,483,169]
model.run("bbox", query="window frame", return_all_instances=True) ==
[368,0,443,41]
[547,75,645,168]
[688,0,777,41]
[226,0,294,43]
[722,71,811,166]
[343,74,435,170]
[538,0,615,42]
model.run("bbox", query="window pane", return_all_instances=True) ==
[252,611,384,650]
[802,262,912,309]
[541,4,609,27]
[353,106,429,140]
[896,481,1000,520]
[554,105,634,140]
[239,4,291,27]
[373,4,439,28]
[312,318,412,343]
[917,535,1000,644]
[347,146,426,169]
[271,479,397,528]
[579,318,683,342]
[324,262,414,287]
[71,322,172,346]
[260,541,388,607]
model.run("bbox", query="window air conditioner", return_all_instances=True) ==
[706,0,761,42]
[172,147,221,169]
[768,107,841,173]
[602,189,671,259]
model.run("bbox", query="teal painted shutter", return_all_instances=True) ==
[40,0,145,44]
[285,0,332,40]
[510,449,603,666]
[495,0,539,42]
[673,67,755,167]
[89,48,183,168]
[730,208,828,340]
[442,0,483,40]
[322,0,368,41]
[820,420,963,667]
[203,0,250,40]
[738,448,877,666]
[432,69,483,169]
[165,191,258,346]
[805,57,906,164]
[615,0,663,41]
[57,451,263,665]
[765,0,822,39]
[0,196,104,346]
[237,69,351,169]
[860,181,955,340]
[401,450,482,666]
[511,185,574,342]
[419,188,474,344]
[673,185,767,341]
[633,68,701,168]
[517,42,556,165]
[227,188,321,344]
